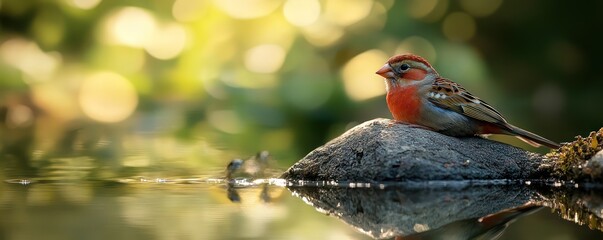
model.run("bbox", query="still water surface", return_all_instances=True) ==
[2,175,603,240]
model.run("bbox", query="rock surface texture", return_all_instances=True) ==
[282,118,545,181]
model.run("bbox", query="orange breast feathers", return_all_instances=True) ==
[386,85,421,123]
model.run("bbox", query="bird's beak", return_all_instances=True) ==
[375,64,394,78]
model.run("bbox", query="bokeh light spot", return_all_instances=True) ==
[407,0,438,19]
[105,7,156,47]
[460,0,503,17]
[79,72,138,123]
[360,1,388,30]
[70,0,101,9]
[342,49,389,101]
[324,0,372,26]
[442,12,476,42]
[283,0,321,27]
[172,0,207,22]
[396,36,437,62]
[301,22,344,47]
[214,0,281,19]
[32,84,79,121]
[144,23,187,60]
[244,44,286,73]
[408,0,449,22]
[6,104,34,128]
[0,38,61,83]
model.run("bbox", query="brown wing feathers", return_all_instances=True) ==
[428,78,508,125]
[427,78,560,148]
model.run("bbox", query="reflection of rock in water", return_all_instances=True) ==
[289,184,536,239]
[536,186,603,231]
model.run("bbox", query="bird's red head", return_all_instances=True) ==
[376,54,437,82]
[386,54,433,69]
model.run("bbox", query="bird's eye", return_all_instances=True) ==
[399,63,410,72]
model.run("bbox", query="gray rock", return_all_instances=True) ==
[282,118,545,181]
[583,150,603,180]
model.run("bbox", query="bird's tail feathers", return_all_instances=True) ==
[506,124,560,149]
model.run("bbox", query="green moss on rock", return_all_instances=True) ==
[546,128,603,179]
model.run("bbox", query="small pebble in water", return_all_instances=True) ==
[226,158,244,179]
[4,179,33,185]
[224,151,271,180]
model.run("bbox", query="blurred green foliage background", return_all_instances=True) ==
[3,1,603,240]
[1,0,602,178]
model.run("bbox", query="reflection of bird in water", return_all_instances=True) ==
[225,151,271,180]
[397,204,542,240]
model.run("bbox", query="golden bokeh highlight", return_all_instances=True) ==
[6,104,34,128]
[0,38,61,83]
[244,44,287,73]
[396,36,437,62]
[324,0,372,26]
[172,0,208,22]
[79,72,138,123]
[32,84,79,121]
[360,1,388,30]
[214,0,281,19]
[104,7,157,47]
[408,0,449,22]
[283,0,321,27]
[144,23,187,60]
[342,49,388,101]
[407,0,438,19]
[460,0,503,17]
[103,7,187,60]
[69,0,101,9]
[442,12,476,42]
[301,22,344,47]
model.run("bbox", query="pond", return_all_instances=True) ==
[3,169,603,239]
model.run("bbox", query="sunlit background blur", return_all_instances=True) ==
[2,0,603,176]
[3,1,603,240]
